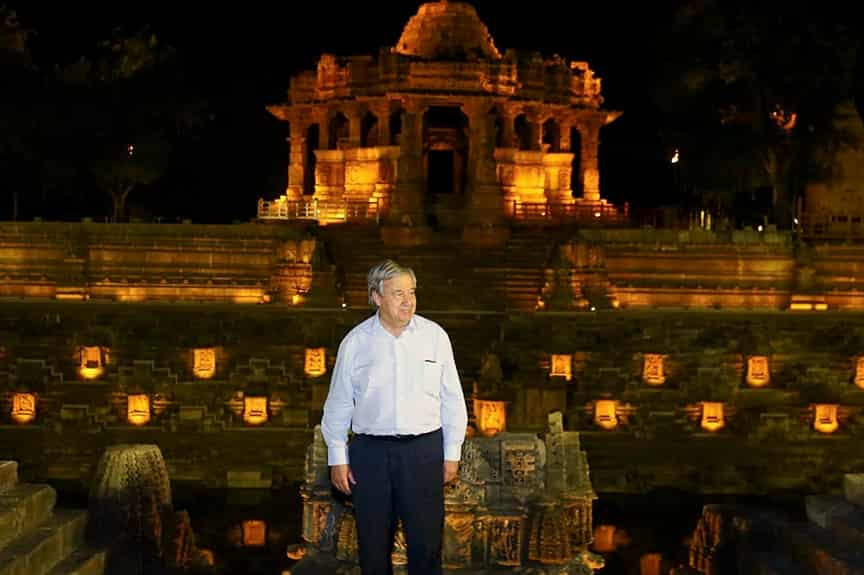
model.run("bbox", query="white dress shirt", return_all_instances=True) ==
[321,312,468,466]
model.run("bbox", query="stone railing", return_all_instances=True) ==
[512,201,628,226]
[257,198,380,224]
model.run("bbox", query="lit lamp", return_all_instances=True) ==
[813,404,839,434]
[244,396,268,425]
[127,394,151,426]
[642,354,666,386]
[11,393,36,424]
[242,520,267,547]
[700,402,725,432]
[594,400,618,430]
[193,348,216,379]
[550,354,572,381]
[304,348,327,378]
[79,346,106,380]
[854,357,864,390]
[745,356,770,388]
[473,399,506,437]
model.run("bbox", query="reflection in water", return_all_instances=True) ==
[590,492,805,575]
[53,483,802,574]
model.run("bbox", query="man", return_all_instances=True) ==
[321,259,468,575]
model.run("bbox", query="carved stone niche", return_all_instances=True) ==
[593,400,618,430]
[474,399,507,437]
[305,348,327,378]
[745,356,770,388]
[243,396,269,426]
[550,354,572,381]
[642,354,666,386]
[486,514,525,567]
[813,404,839,434]
[854,356,864,390]
[127,393,151,426]
[11,392,36,424]
[79,345,108,380]
[700,402,725,432]
[242,520,267,547]
[192,348,216,380]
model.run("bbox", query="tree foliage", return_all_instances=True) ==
[656,0,863,226]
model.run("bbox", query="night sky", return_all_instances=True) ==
[10,1,679,223]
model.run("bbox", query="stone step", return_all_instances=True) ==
[44,547,106,575]
[0,510,88,575]
[0,484,58,551]
[0,463,17,493]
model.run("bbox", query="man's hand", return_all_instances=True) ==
[331,464,356,495]
[443,460,459,484]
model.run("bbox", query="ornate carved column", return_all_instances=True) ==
[463,101,501,218]
[347,106,363,148]
[390,99,426,225]
[578,120,602,202]
[526,110,543,151]
[371,101,391,147]
[559,120,572,152]
[463,100,509,245]
[287,111,307,200]
[498,106,516,149]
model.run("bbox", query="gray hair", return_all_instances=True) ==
[367,259,416,306]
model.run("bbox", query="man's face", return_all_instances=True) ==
[374,273,416,328]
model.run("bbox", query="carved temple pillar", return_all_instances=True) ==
[391,100,425,222]
[526,111,543,151]
[371,101,391,147]
[347,107,363,148]
[559,120,572,152]
[463,101,508,245]
[578,121,601,202]
[498,107,515,149]
[287,113,307,200]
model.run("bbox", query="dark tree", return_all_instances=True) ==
[655,0,862,227]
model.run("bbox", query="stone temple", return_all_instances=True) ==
[260,0,622,242]
[6,3,864,567]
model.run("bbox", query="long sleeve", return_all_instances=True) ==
[439,330,468,461]
[321,335,355,466]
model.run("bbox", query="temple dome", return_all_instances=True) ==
[394,1,502,61]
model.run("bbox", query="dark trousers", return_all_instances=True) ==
[348,429,444,575]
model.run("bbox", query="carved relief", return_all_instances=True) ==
[443,513,474,569]
[489,517,523,566]
[502,442,538,489]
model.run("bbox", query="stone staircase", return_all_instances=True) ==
[0,461,105,575]
[321,226,555,312]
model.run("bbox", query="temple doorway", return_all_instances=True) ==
[422,106,468,226]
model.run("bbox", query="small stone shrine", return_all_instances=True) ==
[293,412,600,573]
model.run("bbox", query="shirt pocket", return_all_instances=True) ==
[422,360,442,399]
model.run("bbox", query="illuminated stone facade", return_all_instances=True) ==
[262,1,621,234]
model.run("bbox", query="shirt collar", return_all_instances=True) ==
[373,311,418,336]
